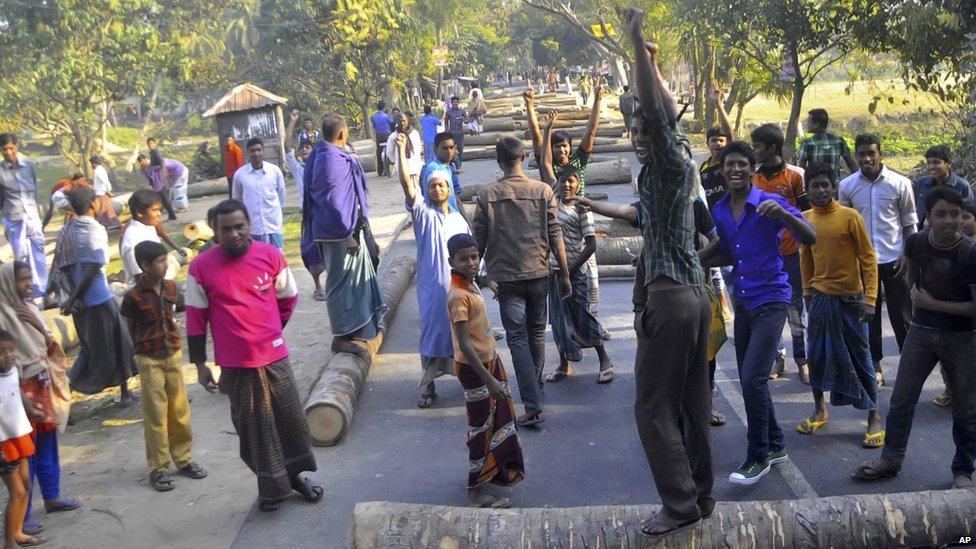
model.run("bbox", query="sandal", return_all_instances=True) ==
[596,366,615,384]
[291,477,324,503]
[259,499,284,512]
[545,365,572,383]
[119,393,141,408]
[796,417,828,435]
[861,430,885,449]
[150,471,175,492]
[22,518,44,536]
[639,513,701,539]
[18,535,47,547]
[854,458,898,481]
[179,462,208,480]
[933,393,952,407]
[417,392,437,408]
[44,496,82,512]
[312,289,327,302]
[709,410,726,426]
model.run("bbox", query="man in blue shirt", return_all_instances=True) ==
[915,144,972,228]
[371,101,395,177]
[700,140,817,486]
[419,105,441,164]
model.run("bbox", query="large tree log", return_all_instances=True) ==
[304,255,417,446]
[597,236,643,265]
[524,125,627,140]
[461,148,499,161]
[598,264,636,278]
[482,117,516,132]
[592,140,639,154]
[489,159,631,186]
[351,489,976,548]
[463,132,521,147]
[528,153,619,168]
[355,154,377,173]
[187,179,229,199]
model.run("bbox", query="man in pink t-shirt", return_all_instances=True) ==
[184,199,322,512]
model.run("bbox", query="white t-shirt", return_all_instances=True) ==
[120,219,161,280]
[0,368,31,442]
[385,130,424,177]
[92,165,112,196]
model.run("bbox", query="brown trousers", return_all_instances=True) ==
[634,284,714,521]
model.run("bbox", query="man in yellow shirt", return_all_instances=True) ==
[797,162,883,448]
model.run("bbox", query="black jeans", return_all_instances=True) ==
[227,176,234,198]
[157,189,176,219]
[870,261,912,366]
[497,277,548,415]
[635,284,713,521]
[375,134,390,176]
[450,132,464,170]
[882,325,976,476]
[734,301,788,462]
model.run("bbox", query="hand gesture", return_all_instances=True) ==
[565,195,592,214]
[559,272,572,300]
[14,302,34,326]
[757,199,788,220]
[196,363,219,394]
[486,378,509,400]
[544,110,558,130]
[645,41,660,61]
[290,109,300,123]
[522,88,535,106]
[620,7,645,37]
[910,286,934,310]
[60,297,80,317]
[859,302,876,324]
[395,132,407,151]
[485,279,499,301]
[712,87,725,102]
[345,234,360,256]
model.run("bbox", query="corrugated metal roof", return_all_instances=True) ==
[202,83,288,117]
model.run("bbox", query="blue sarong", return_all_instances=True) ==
[318,231,388,339]
[548,267,604,362]
[807,292,877,410]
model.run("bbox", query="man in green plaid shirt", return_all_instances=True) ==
[797,108,858,181]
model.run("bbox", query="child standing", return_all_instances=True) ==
[120,241,207,492]
[539,112,613,383]
[446,234,524,508]
[120,189,186,283]
[0,330,46,547]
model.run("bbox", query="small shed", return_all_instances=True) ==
[203,83,288,169]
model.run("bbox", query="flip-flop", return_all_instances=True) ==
[312,289,327,302]
[259,499,284,512]
[545,370,570,383]
[150,471,175,492]
[639,515,701,539]
[291,477,324,503]
[22,518,44,536]
[596,367,615,384]
[933,393,952,407]
[18,535,47,547]
[179,462,208,480]
[709,410,727,426]
[854,460,898,481]
[44,496,82,512]
[796,417,828,435]
[417,393,437,408]
[861,430,885,449]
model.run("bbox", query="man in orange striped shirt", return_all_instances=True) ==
[752,123,811,382]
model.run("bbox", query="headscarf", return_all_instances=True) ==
[0,263,48,372]
[421,166,457,213]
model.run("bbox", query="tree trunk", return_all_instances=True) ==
[124,75,163,172]
[734,103,745,138]
[304,255,417,446]
[598,264,635,278]
[703,42,716,129]
[352,489,976,548]
[596,236,642,265]
[689,31,703,119]
[359,99,373,141]
[784,44,805,160]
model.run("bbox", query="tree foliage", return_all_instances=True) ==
[0,0,240,174]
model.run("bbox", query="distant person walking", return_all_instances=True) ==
[444,96,468,172]
[223,135,245,197]
[0,133,49,298]
[371,101,395,177]
[232,138,286,250]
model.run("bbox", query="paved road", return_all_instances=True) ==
[233,166,960,547]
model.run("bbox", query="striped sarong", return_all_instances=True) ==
[807,292,877,410]
[219,358,317,502]
[456,355,525,489]
[705,280,728,362]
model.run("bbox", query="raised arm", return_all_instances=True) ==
[713,88,733,139]
[395,133,418,205]
[540,111,558,185]
[580,85,603,154]
[285,109,300,153]
[622,8,662,125]
[758,199,817,245]
[524,89,543,153]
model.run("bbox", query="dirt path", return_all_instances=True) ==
[13,172,413,549]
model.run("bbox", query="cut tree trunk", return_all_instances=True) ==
[304,255,417,446]
[598,264,636,278]
[351,489,976,548]
[187,179,230,199]
[463,132,521,147]
[597,236,642,265]
[482,117,516,132]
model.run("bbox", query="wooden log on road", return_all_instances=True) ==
[304,255,417,446]
[598,264,636,278]
[187,179,229,199]
[582,158,632,186]
[528,154,619,168]
[351,489,976,548]
[463,132,521,147]
[597,236,643,265]
[460,147,498,161]
[482,117,516,132]
[525,125,626,140]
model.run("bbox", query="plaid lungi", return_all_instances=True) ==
[219,357,317,502]
[456,355,525,489]
[807,292,877,410]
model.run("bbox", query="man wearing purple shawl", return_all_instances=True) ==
[303,115,388,352]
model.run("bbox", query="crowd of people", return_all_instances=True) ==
[1,4,976,545]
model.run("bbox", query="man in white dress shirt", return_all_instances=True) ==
[232,137,287,249]
[838,133,917,382]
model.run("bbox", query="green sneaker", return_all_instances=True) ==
[729,458,771,485]
[767,448,789,465]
